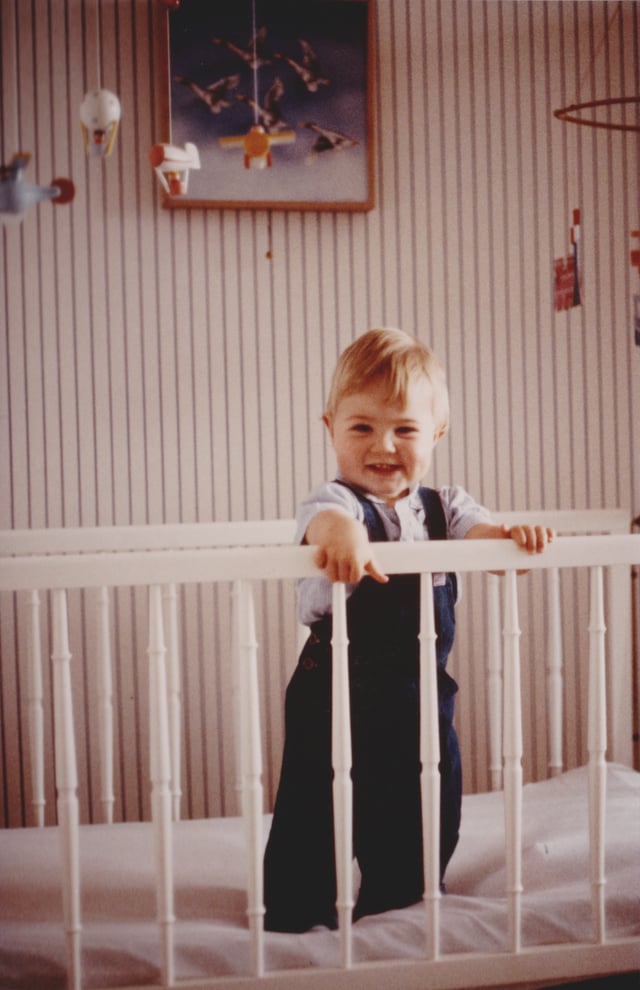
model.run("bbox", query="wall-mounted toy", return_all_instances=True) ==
[219,123,295,170]
[0,152,75,223]
[149,142,200,195]
[80,88,121,158]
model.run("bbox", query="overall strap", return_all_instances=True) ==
[334,480,387,542]
[418,486,448,541]
[335,480,448,544]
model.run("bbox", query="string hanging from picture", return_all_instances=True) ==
[219,0,296,169]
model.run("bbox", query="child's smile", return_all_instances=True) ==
[324,376,442,507]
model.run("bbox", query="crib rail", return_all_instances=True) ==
[1,527,639,990]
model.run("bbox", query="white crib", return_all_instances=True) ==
[0,509,638,990]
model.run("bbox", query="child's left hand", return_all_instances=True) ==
[502,523,555,554]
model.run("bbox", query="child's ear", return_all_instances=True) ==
[322,413,333,438]
[434,425,447,443]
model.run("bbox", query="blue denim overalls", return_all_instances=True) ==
[263,486,461,932]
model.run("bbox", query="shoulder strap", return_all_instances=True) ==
[418,487,448,541]
[333,479,387,542]
[334,480,448,543]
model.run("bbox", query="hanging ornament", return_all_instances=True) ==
[149,142,200,196]
[0,153,74,224]
[80,88,121,158]
[218,0,295,168]
[80,2,121,159]
[219,123,295,170]
[554,209,583,312]
[149,1,199,197]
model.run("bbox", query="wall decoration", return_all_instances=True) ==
[156,0,374,211]
[149,141,201,195]
[0,153,74,223]
[554,209,582,312]
[80,89,121,158]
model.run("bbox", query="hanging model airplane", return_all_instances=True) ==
[149,142,201,195]
[219,123,295,169]
[0,153,74,223]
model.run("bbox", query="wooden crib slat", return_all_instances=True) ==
[51,589,82,990]
[545,568,564,777]
[26,590,45,827]
[96,587,115,824]
[163,584,182,822]
[419,573,441,960]
[148,585,176,987]
[486,575,503,791]
[606,563,633,766]
[502,572,523,954]
[588,566,607,944]
[236,580,266,977]
[331,582,354,969]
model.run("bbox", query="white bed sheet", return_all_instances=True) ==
[1,764,638,989]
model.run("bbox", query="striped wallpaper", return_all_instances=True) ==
[1,0,639,827]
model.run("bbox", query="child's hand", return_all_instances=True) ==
[502,523,555,554]
[307,510,388,585]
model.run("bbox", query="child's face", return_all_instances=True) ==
[324,375,443,507]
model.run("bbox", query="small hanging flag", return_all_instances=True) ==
[554,209,583,312]
[631,230,640,276]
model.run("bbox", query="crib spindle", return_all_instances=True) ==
[51,589,82,990]
[163,584,182,822]
[419,573,441,960]
[546,568,564,777]
[96,587,115,824]
[502,571,523,954]
[236,580,265,978]
[26,590,45,826]
[587,566,607,944]
[486,575,503,791]
[148,585,176,987]
[331,582,354,969]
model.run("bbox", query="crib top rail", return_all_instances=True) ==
[1,533,638,593]
[0,508,631,559]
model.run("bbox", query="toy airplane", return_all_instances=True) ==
[0,153,74,223]
[80,88,121,158]
[219,124,295,169]
[149,142,200,195]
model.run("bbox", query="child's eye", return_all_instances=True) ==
[352,423,372,433]
[396,426,417,436]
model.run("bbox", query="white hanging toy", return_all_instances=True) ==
[80,89,121,158]
[149,142,201,196]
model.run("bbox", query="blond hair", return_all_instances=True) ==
[325,328,450,434]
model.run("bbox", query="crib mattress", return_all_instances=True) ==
[1,764,638,989]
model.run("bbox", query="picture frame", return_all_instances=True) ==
[154,0,374,212]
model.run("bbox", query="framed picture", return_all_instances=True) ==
[155,0,374,211]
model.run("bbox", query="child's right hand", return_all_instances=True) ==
[306,510,388,585]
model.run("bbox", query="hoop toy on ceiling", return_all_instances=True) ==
[554,96,640,134]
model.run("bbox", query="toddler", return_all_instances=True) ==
[263,328,553,932]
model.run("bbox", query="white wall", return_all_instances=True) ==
[1,0,638,826]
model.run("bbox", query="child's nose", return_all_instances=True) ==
[373,430,396,452]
